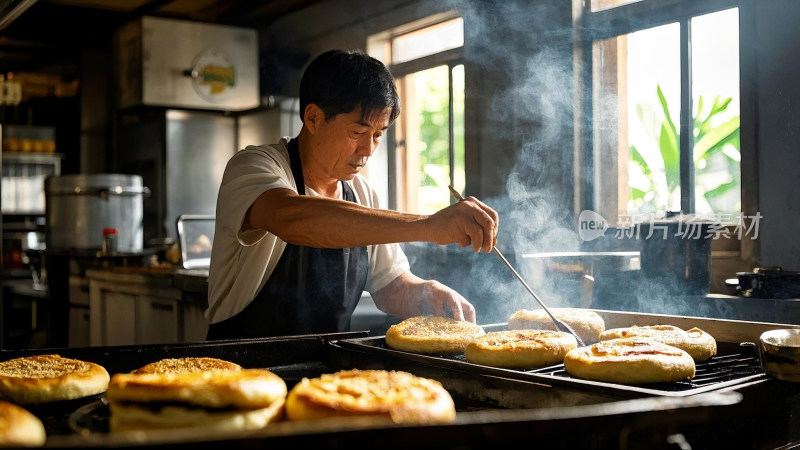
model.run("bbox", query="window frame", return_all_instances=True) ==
[574,0,741,215]
[574,0,760,288]
[370,12,465,212]
[387,48,464,211]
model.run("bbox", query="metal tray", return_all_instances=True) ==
[329,325,767,399]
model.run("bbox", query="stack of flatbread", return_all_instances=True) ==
[106,357,287,432]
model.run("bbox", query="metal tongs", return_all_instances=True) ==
[448,186,586,347]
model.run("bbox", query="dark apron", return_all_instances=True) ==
[206,139,369,340]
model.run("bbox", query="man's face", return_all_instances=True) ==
[310,105,391,181]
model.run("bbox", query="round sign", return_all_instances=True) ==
[190,48,236,101]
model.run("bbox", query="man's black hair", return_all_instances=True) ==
[299,49,401,125]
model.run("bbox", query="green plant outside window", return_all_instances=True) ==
[628,84,740,216]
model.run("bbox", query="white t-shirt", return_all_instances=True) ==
[205,137,410,324]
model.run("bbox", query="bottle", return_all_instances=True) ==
[102,228,118,256]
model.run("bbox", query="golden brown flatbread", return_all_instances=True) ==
[507,308,605,344]
[563,337,696,384]
[131,357,242,374]
[106,368,287,432]
[285,369,455,424]
[598,325,717,362]
[0,354,110,404]
[0,400,46,447]
[385,316,486,355]
[465,330,578,368]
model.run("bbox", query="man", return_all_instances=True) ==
[205,49,498,340]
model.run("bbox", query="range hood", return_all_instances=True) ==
[114,16,260,112]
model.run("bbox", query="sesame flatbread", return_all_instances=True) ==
[564,337,696,384]
[599,325,717,361]
[465,330,578,368]
[385,316,486,355]
[0,354,109,404]
[286,369,455,424]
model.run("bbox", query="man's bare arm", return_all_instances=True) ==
[245,188,498,252]
[371,271,476,323]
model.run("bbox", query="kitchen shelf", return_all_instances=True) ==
[1,151,63,215]
[2,152,64,164]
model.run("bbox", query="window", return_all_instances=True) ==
[368,14,465,214]
[578,1,740,222]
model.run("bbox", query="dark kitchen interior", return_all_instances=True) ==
[2,0,800,448]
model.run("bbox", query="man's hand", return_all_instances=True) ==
[428,196,498,253]
[372,272,477,323]
[415,280,476,323]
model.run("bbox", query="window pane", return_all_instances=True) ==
[691,8,740,216]
[623,23,681,216]
[396,65,452,215]
[392,18,463,65]
[593,23,681,220]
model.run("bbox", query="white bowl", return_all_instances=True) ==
[759,328,800,382]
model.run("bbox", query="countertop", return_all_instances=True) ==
[2,278,48,299]
[83,266,209,306]
[78,265,800,326]
[172,268,210,294]
[78,267,389,334]
[626,292,800,326]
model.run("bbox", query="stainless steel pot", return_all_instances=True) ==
[44,174,151,253]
